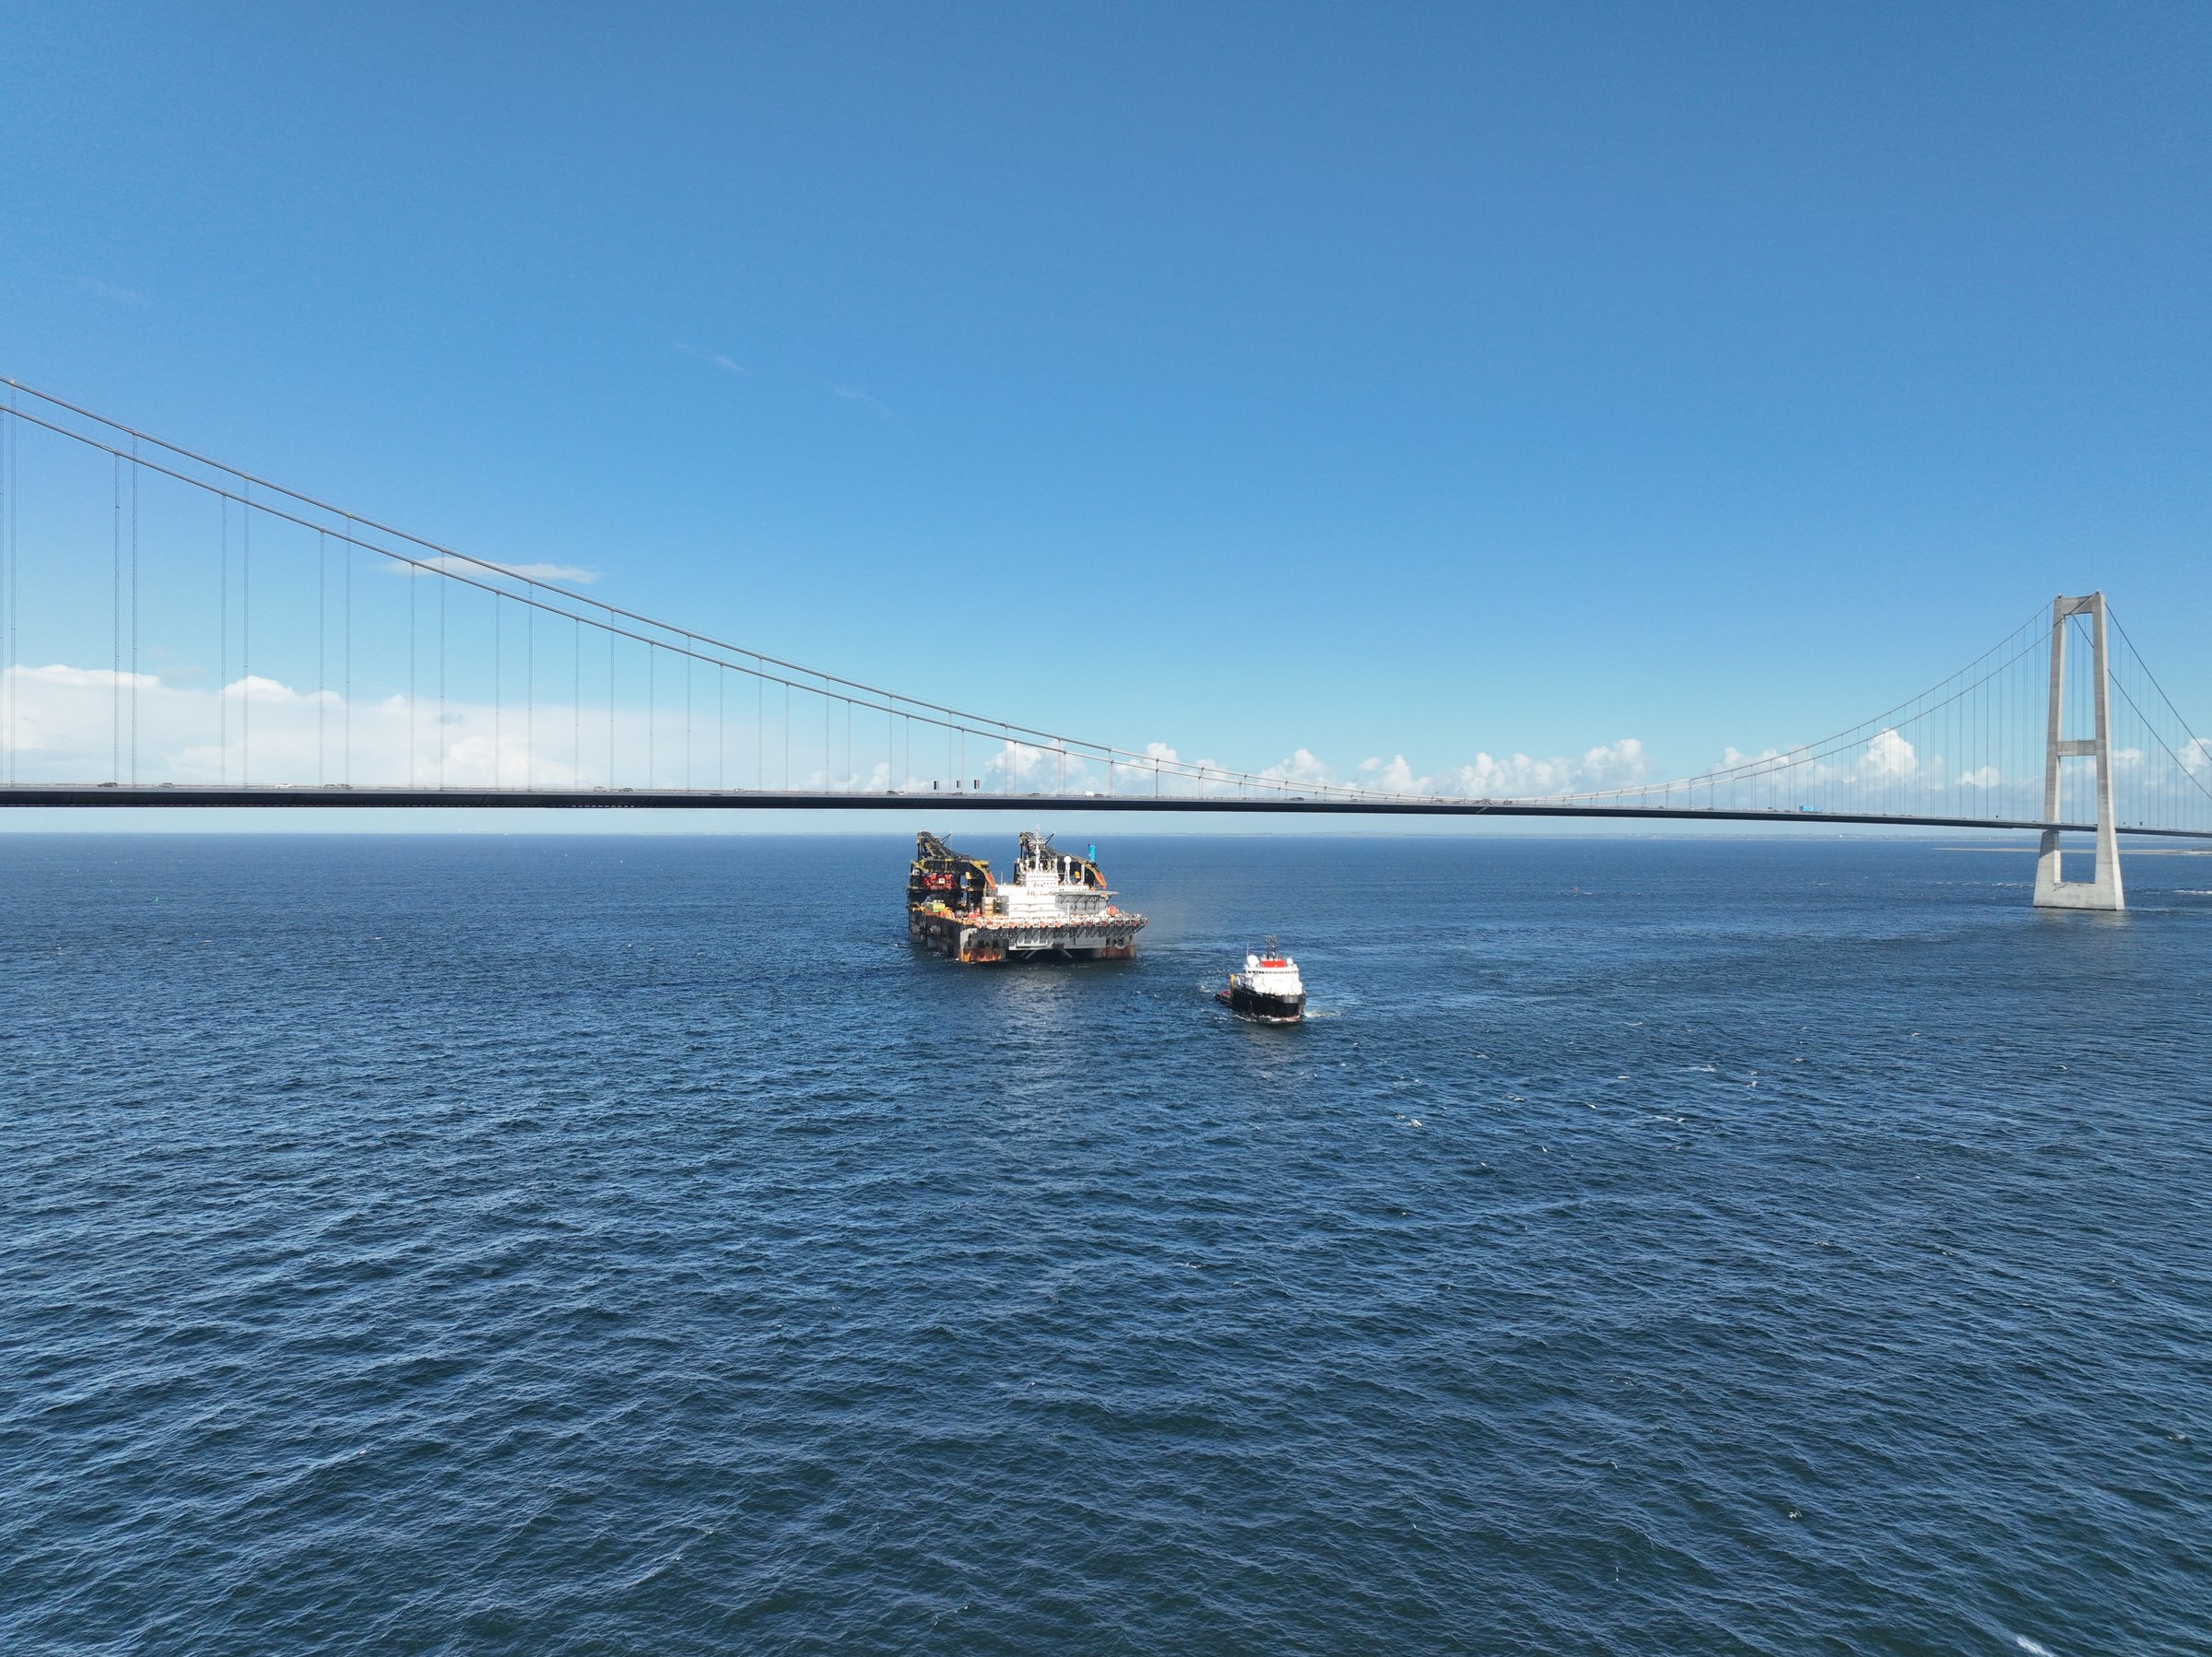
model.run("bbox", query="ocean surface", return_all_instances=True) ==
[3,832,2207,1655]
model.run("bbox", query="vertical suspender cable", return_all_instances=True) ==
[1,405,7,785]
[2124,645,2141,827]
[342,514,352,785]
[2120,640,2133,827]
[525,584,535,791]
[4,404,12,784]
[219,499,228,782]
[111,455,120,781]
[4,404,14,784]
[439,559,447,788]
[1,405,8,785]
[2124,643,2136,827]
[129,446,138,782]
[241,486,250,786]
[0,405,10,785]
[317,531,326,783]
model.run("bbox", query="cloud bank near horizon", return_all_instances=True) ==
[0,664,2182,821]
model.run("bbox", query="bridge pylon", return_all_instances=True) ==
[2033,592,2124,912]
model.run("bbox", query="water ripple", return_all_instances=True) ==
[2,835,2206,1652]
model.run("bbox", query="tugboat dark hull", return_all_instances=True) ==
[1217,984,1305,1025]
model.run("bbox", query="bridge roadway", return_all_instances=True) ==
[4,784,2209,838]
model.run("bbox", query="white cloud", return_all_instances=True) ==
[673,342,747,375]
[830,384,898,420]
[1098,740,1241,796]
[19,664,158,691]
[1577,737,1650,786]
[81,276,148,306]
[21,660,2182,826]
[984,739,1096,793]
[1359,754,1416,792]
[1258,747,1333,787]
[0,663,715,789]
[1347,737,1647,800]
[1858,728,1918,779]
[387,554,599,586]
[1432,753,1576,797]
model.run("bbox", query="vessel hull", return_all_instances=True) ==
[1218,984,1305,1024]
[910,909,1141,964]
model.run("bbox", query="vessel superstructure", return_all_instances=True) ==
[907,831,1146,963]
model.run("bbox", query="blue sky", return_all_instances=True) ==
[2,0,2207,819]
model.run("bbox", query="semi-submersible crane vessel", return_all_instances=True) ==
[907,831,1147,963]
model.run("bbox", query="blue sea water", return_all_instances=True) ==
[2,832,2207,1655]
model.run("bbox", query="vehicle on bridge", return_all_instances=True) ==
[907,831,1146,963]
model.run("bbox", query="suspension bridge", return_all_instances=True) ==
[2,379,2208,911]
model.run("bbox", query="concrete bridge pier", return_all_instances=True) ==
[2033,592,2125,912]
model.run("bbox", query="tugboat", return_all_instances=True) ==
[1217,945,1306,1024]
[907,830,1146,963]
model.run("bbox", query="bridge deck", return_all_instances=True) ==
[3,785,2206,839]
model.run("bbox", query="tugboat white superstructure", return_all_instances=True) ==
[908,831,1146,964]
[1218,947,1306,1024]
